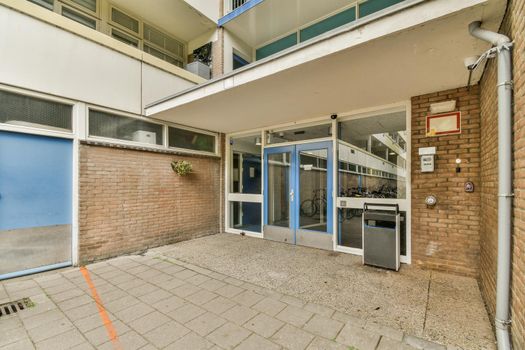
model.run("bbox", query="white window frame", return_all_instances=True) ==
[59,2,99,30]
[61,0,100,18]
[225,131,264,237]
[108,4,141,37]
[85,106,220,157]
[86,106,167,150]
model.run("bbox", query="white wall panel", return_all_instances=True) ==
[0,6,196,114]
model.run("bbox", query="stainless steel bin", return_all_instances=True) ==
[362,203,400,271]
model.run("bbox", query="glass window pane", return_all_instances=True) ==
[230,202,261,233]
[89,110,163,145]
[70,0,96,13]
[28,0,54,10]
[62,7,96,29]
[267,123,332,145]
[111,7,139,33]
[0,90,72,131]
[168,127,216,153]
[338,111,407,199]
[230,135,261,194]
[111,28,139,47]
[267,152,291,227]
[299,149,328,232]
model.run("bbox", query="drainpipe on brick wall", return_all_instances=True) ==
[468,21,513,350]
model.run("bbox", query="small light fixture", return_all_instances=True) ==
[255,137,261,146]
[430,100,456,115]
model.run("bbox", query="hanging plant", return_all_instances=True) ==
[171,160,193,176]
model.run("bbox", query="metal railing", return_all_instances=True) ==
[231,0,248,11]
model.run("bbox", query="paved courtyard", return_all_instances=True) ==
[0,233,495,350]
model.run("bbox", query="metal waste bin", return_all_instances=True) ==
[362,203,400,271]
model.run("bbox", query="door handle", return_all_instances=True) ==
[289,189,294,202]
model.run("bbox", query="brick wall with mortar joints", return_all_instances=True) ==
[479,0,525,348]
[411,85,481,277]
[79,143,221,264]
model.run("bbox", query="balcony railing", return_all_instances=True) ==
[231,0,248,11]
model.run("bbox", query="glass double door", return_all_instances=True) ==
[264,141,333,249]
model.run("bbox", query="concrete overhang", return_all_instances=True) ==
[145,0,507,133]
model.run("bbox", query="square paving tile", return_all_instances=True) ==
[253,297,287,317]
[306,337,348,350]
[303,314,344,340]
[335,323,381,350]
[215,284,244,299]
[235,290,266,307]
[151,295,186,313]
[271,324,315,350]
[185,290,218,305]
[222,305,259,326]
[276,305,314,328]
[34,328,85,350]
[185,312,227,336]
[200,279,227,292]
[128,311,171,334]
[202,296,237,314]
[244,313,284,338]
[143,321,190,348]
[164,332,213,350]
[206,322,251,349]
[168,303,206,324]
[235,333,281,350]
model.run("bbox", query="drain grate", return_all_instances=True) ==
[0,298,33,317]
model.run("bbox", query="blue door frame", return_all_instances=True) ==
[264,141,333,243]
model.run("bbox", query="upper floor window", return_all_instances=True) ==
[26,0,186,69]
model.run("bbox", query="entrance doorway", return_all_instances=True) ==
[264,141,333,250]
[0,131,73,279]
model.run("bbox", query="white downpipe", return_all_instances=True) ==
[468,21,513,350]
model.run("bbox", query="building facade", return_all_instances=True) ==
[0,0,523,347]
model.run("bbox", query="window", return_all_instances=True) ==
[89,110,163,145]
[111,28,140,48]
[338,111,407,199]
[68,0,96,13]
[168,127,216,153]
[143,24,185,67]
[61,6,97,29]
[233,53,249,70]
[110,7,139,34]
[230,135,261,194]
[230,202,261,233]
[28,0,54,10]
[0,90,72,132]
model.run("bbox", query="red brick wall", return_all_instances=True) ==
[479,0,525,348]
[79,143,221,264]
[411,86,481,277]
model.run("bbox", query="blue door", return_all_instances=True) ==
[264,141,333,249]
[0,131,73,279]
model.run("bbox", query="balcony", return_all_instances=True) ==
[220,0,408,62]
[25,0,217,78]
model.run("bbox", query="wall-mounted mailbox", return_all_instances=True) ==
[419,147,436,173]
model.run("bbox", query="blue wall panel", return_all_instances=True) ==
[300,7,356,42]
[359,0,404,17]
[256,33,298,61]
[0,131,72,230]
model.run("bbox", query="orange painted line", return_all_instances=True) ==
[80,266,122,350]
